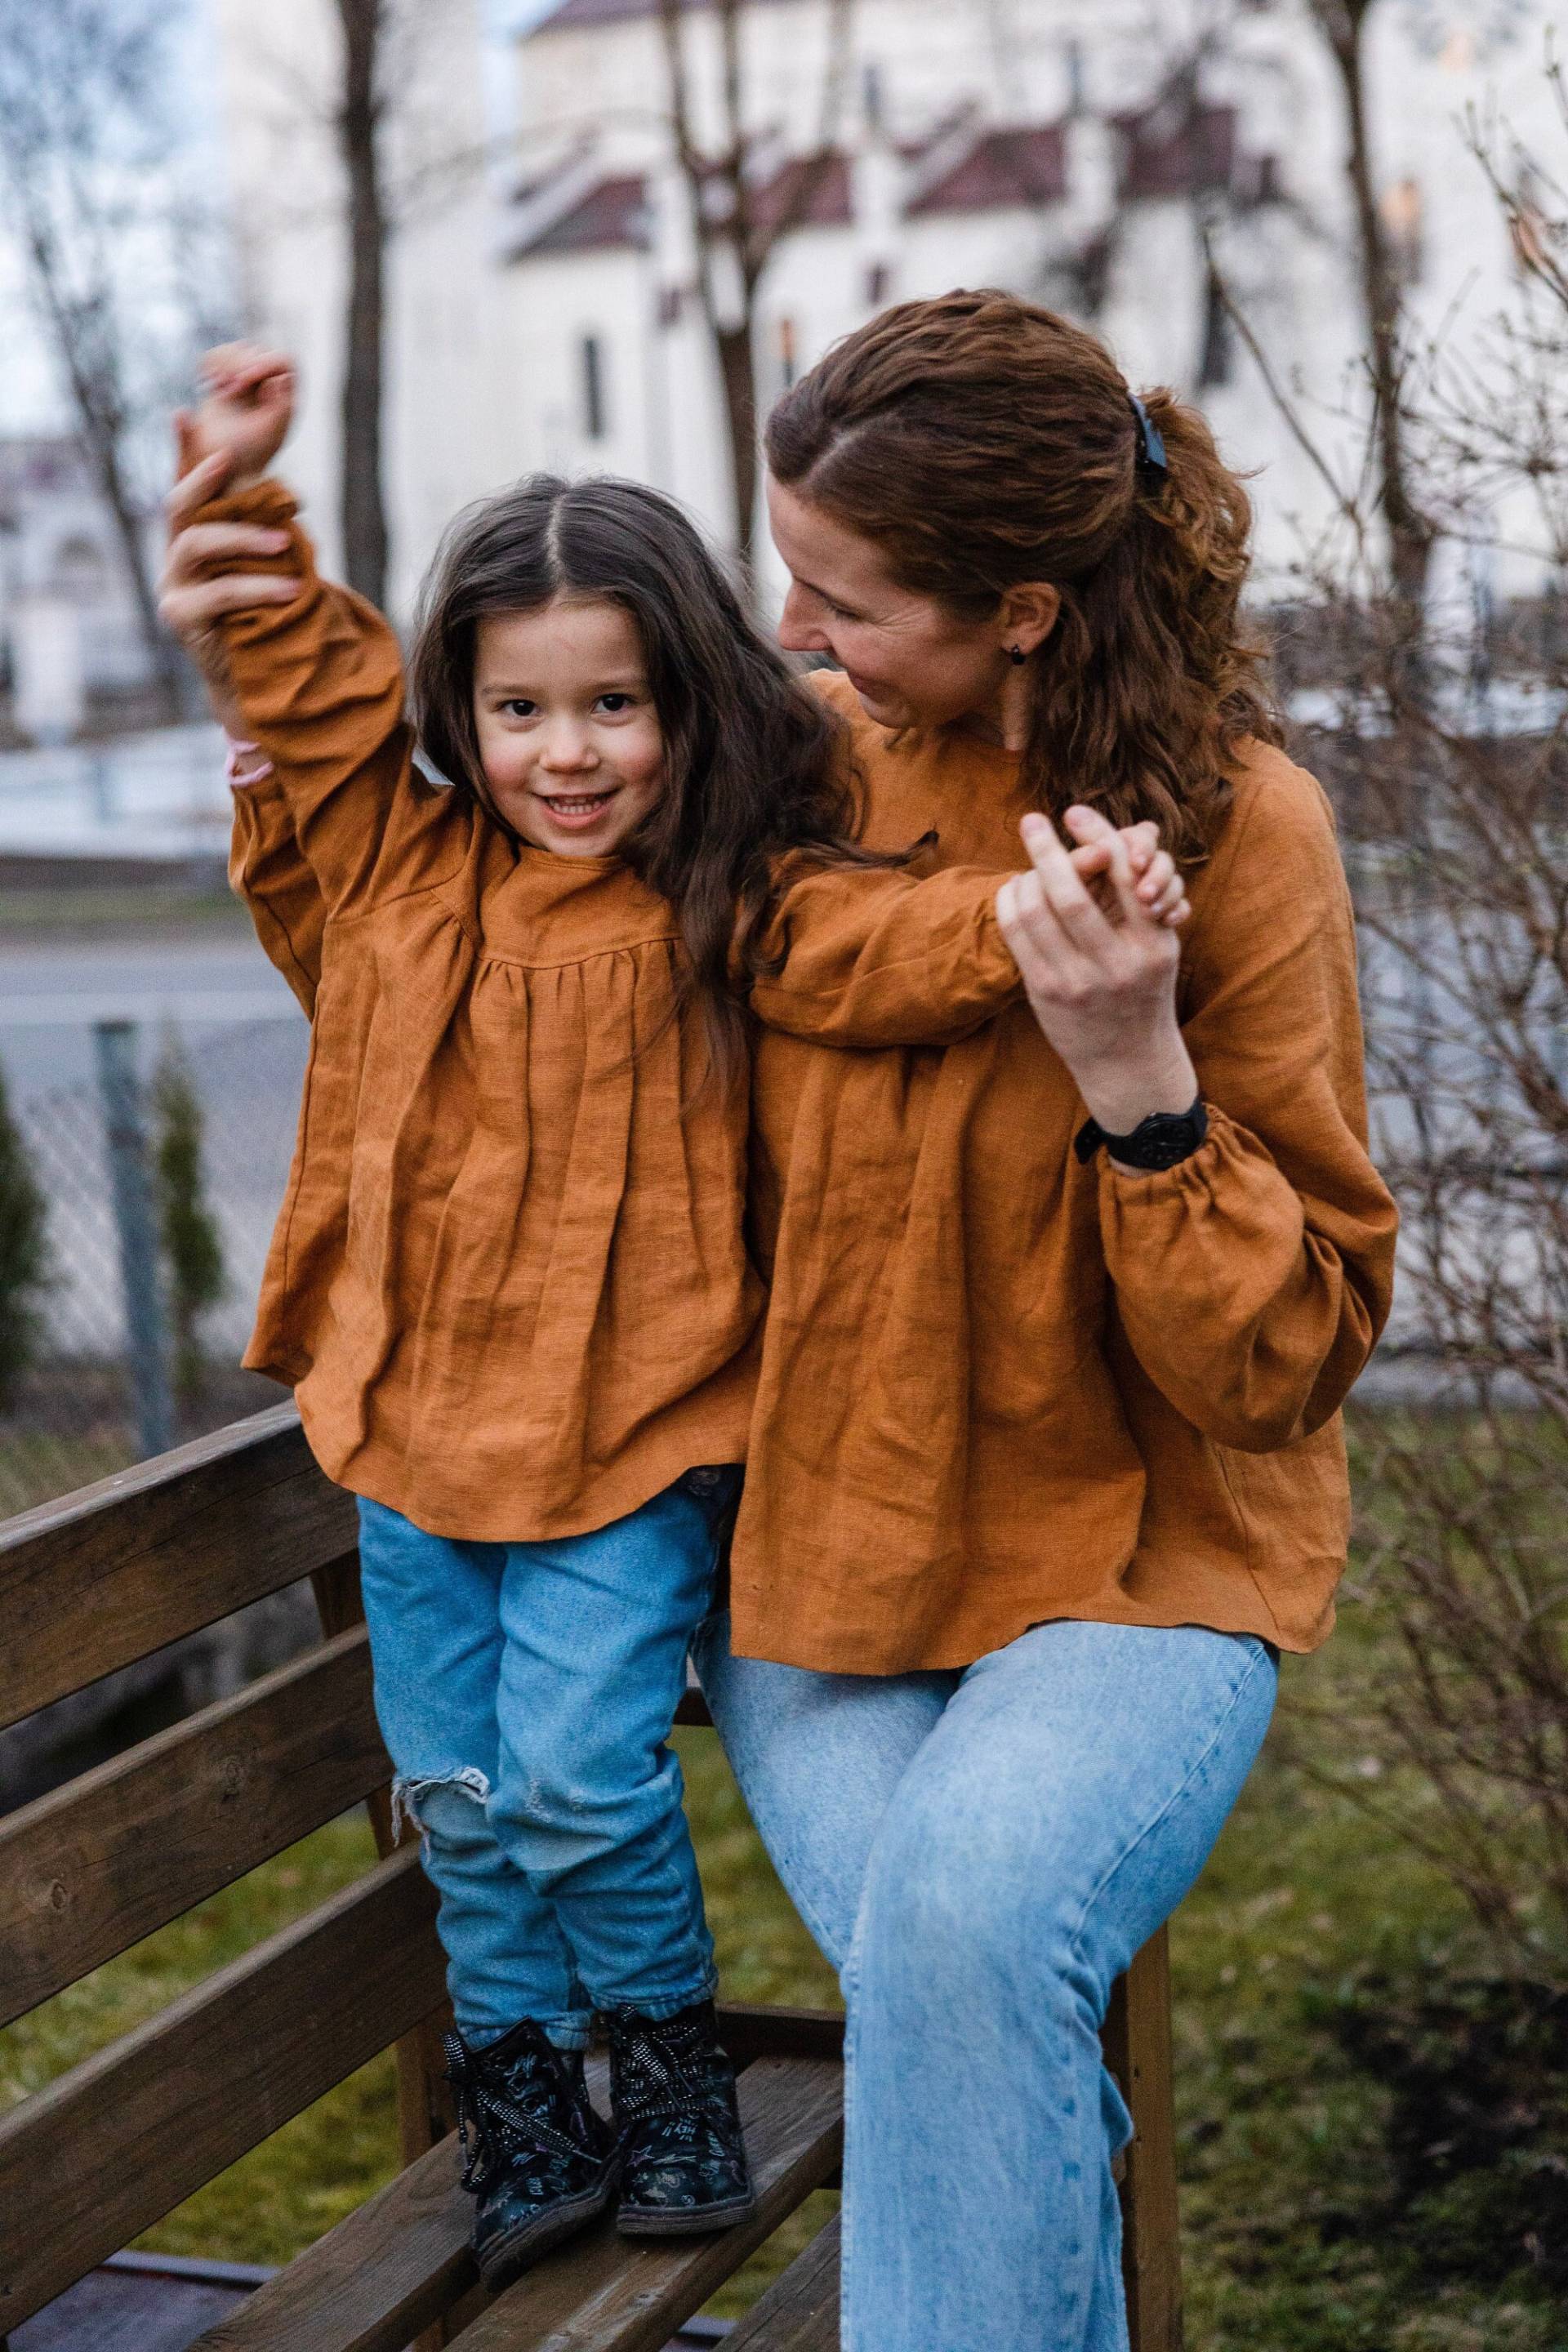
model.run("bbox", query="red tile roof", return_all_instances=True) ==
[751,152,853,232]
[1112,100,1237,200]
[539,0,791,24]
[906,123,1067,216]
[506,172,651,258]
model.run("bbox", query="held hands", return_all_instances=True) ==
[997,807,1200,1147]
[157,345,302,713]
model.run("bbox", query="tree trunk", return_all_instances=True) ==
[1328,2,1432,609]
[336,0,390,608]
[13,207,187,721]
[715,319,760,578]
[88,425,189,724]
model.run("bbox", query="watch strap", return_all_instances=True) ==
[1075,1095,1209,1173]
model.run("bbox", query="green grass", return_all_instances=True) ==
[0,887,252,934]
[3,1600,1566,2345]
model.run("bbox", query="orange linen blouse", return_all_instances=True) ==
[213,488,1024,1543]
[725,675,1399,1671]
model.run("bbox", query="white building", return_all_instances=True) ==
[213,0,1561,617]
[0,439,162,738]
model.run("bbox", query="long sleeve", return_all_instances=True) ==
[229,769,325,1016]
[746,858,1023,1046]
[1098,756,1397,1453]
[203,479,466,915]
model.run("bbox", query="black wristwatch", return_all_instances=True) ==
[1075,1096,1209,1173]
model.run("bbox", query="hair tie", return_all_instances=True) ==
[1128,392,1168,484]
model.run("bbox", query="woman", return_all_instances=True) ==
[161,292,1395,2352]
[687,290,1396,2352]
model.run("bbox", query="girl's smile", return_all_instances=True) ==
[473,597,666,858]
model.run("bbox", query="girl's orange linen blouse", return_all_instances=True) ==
[212,487,1024,1543]
[726,675,1399,1670]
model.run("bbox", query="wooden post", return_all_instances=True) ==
[1103,1925,1183,2352]
[310,1553,458,2352]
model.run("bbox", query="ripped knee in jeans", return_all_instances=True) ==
[390,1765,492,1851]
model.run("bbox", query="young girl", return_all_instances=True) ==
[161,345,1188,2296]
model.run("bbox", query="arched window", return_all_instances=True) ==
[50,533,110,602]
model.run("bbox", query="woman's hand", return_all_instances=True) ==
[176,342,296,492]
[996,806,1198,1147]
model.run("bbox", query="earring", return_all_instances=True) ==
[1009,644,1027,666]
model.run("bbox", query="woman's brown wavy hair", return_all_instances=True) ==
[409,473,884,1092]
[765,289,1282,862]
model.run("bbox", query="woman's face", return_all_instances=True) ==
[472,596,666,858]
[767,475,1034,734]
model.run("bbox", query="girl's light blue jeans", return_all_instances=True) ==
[355,1473,737,2049]
[693,1610,1277,2352]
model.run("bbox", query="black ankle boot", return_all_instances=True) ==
[443,2020,619,2291]
[606,1998,756,2235]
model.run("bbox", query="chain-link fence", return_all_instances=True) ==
[0,1017,308,1518]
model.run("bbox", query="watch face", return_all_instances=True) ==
[1140,1126,1195,1170]
[1116,1106,1208,1171]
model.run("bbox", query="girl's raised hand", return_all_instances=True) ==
[1069,814,1188,929]
[175,342,296,492]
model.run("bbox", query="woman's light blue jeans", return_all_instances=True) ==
[355,1473,737,2049]
[693,1611,1277,2352]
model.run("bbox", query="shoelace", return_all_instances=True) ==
[443,2030,590,2194]
[613,2015,724,2133]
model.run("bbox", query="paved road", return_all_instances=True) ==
[0,933,302,1100]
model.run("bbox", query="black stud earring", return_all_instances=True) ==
[1009,644,1027,666]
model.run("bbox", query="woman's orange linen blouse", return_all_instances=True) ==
[724,675,1399,1669]
[212,487,1023,1544]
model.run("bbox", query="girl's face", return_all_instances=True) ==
[473,595,666,858]
[767,475,1058,737]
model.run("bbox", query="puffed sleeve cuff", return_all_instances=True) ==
[746,862,1023,1047]
[1096,1102,1385,1452]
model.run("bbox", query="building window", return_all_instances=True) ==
[581,334,608,439]
[777,315,797,390]
[1380,176,1424,287]
[864,261,891,308]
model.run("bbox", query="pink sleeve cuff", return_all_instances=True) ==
[225,734,274,788]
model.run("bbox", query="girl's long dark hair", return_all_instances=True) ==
[410,474,878,1089]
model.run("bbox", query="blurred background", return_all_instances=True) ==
[1,4,1566,2345]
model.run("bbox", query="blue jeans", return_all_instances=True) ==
[693,1612,1277,2352]
[356,1472,737,2049]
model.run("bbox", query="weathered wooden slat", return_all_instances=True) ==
[308,1550,456,2352]
[1103,1926,1183,2352]
[724,2211,840,2350]
[0,1405,355,1731]
[184,2052,842,2352]
[673,1682,710,1727]
[0,1625,389,2029]
[713,2003,844,2070]
[452,2054,844,2352]
[178,2123,471,2352]
[0,1847,443,2336]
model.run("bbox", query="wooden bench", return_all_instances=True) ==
[0,1403,1184,2350]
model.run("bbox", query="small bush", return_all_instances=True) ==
[0,1066,50,1410]
[151,1035,225,1405]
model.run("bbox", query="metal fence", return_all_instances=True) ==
[0,1017,308,1518]
[0,873,1561,1518]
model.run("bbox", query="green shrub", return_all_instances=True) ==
[0,1065,49,1410]
[151,1034,225,1405]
